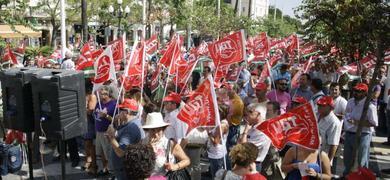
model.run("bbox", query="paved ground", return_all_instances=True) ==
[3,134,390,180]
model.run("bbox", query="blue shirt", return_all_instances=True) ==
[111,118,144,180]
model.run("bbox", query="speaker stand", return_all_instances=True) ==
[26,133,33,180]
[60,140,66,180]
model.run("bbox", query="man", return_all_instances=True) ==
[317,96,342,169]
[163,92,188,143]
[343,83,378,176]
[239,103,271,172]
[265,101,280,119]
[290,73,313,101]
[60,49,75,70]
[310,78,325,113]
[272,64,291,86]
[330,83,348,120]
[266,78,291,114]
[246,83,268,119]
[106,98,144,180]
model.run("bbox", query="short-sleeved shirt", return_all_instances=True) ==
[333,96,348,117]
[247,124,272,162]
[290,87,313,101]
[229,93,244,125]
[111,118,144,177]
[318,112,342,153]
[93,99,117,132]
[344,97,378,133]
[266,90,291,114]
[164,109,188,142]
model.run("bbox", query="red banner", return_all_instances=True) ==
[2,45,18,65]
[108,38,124,64]
[208,30,246,66]
[93,46,116,85]
[150,64,162,93]
[145,34,159,55]
[252,32,270,61]
[286,34,298,56]
[214,64,230,84]
[159,35,181,68]
[291,56,314,88]
[177,77,219,133]
[257,102,320,150]
[173,56,198,89]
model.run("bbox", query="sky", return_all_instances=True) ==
[273,0,302,17]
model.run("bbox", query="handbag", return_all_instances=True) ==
[0,123,23,175]
[165,139,191,180]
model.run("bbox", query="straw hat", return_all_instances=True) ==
[142,112,170,129]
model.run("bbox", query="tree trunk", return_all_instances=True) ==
[349,38,385,173]
[81,0,88,42]
[248,0,252,18]
[146,0,152,39]
[51,18,57,47]
[234,0,238,15]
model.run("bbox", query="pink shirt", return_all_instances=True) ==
[266,90,291,114]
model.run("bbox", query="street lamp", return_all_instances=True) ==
[108,0,130,38]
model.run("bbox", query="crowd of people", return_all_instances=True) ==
[1,37,388,180]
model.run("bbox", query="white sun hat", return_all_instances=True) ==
[142,112,170,129]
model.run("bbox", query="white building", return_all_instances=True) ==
[226,0,270,19]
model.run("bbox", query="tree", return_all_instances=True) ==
[297,0,389,174]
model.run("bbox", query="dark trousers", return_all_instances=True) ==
[58,137,80,162]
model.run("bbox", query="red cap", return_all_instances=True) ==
[255,83,267,91]
[163,92,182,104]
[292,96,308,104]
[118,99,139,111]
[353,83,368,92]
[317,96,334,107]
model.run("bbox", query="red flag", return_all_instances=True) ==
[49,49,61,60]
[177,76,219,133]
[300,42,318,57]
[126,42,145,76]
[257,102,320,150]
[150,64,162,93]
[252,32,270,61]
[214,64,230,84]
[270,38,286,50]
[259,60,271,83]
[197,41,209,56]
[145,34,159,55]
[159,35,181,68]
[93,46,116,91]
[2,45,18,65]
[108,38,124,63]
[208,30,246,67]
[172,55,199,89]
[285,34,298,56]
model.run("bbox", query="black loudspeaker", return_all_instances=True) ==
[0,68,46,132]
[31,69,86,140]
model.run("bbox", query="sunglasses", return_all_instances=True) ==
[279,83,288,86]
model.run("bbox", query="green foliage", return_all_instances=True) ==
[296,0,390,56]
[24,46,53,59]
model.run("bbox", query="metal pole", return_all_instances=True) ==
[273,0,277,22]
[118,11,122,38]
[143,0,146,39]
[60,0,66,60]
[60,140,66,180]
[27,133,33,180]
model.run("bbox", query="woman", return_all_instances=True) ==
[281,146,332,180]
[83,80,97,174]
[93,85,117,176]
[207,105,229,178]
[215,142,266,180]
[142,112,190,179]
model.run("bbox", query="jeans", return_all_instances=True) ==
[226,125,239,170]
[343,131,372,176]
[209,158,224,178]
[255,162,262,172]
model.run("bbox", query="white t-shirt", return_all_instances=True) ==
[333,96,348,117]
[61,58,75,70]
[207,120,229,159]
[318,112,342,153]
[247,124,271,162]
[215,169,242,180]
[164,109,188,142]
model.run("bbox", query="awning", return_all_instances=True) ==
[0,25,41,38]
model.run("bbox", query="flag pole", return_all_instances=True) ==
[179,58,199,95]
[267,58,278,102]
[160,35,178,112]
[140,40,146,116]
[113,40,138,119]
